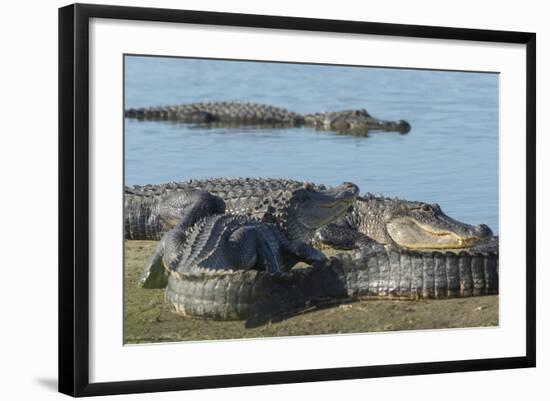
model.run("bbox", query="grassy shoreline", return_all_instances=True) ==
[124,240,498,344]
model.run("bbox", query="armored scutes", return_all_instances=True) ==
[138,182,358,287]
[314,194,494,250]
[163,235,500,324]
[125,178,494,252]
[125,178,353,240]
[139,183,355,316]
[143,213,327,288]
[125,101,411,136]
[137,184,498,324]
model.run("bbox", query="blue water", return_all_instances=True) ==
[124,56,499,232]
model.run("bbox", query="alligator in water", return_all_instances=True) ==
[125,178,493,250]
[124,101,411,136]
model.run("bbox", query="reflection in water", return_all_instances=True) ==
[124,57,498,232]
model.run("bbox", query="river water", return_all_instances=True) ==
[124,56,499,232]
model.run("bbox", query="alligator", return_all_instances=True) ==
[313,193,494,250]
[125,178,328,240]
[139,182,358,291]
[142,201,499,324]
[124,101,411,136]
[125,178,494,251]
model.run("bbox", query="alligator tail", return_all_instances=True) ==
[332,247,499,299]
[124,195,164,240]
[164,267,348,325]
[164,247,499,325]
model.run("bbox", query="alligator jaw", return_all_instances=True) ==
[328,116,411,136]
[317,182,359,208]
[386,217,492,249]
[296,182,359,229]
[381,119,411,134]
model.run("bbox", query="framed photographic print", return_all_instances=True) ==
[58,3,536,397]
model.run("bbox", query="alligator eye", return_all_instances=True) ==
[421,204,431,212]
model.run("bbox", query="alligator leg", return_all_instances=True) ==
[283,240,327,268]
[257,240,282,274]
[227,226,282,273]
[226,228,327,273]
[314,223,378,250]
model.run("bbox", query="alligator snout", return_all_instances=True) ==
[396,120,411,134]
[379,119,411,134]
[318,182,358,208]
[474,224,493,238]
[338,182,360,199]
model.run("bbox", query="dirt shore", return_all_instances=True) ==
[124,240,498,344]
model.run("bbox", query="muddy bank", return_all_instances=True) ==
[124,240,498,344]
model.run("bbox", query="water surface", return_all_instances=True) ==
[124,56,499,232]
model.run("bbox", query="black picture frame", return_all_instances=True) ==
[58,3,536,397]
